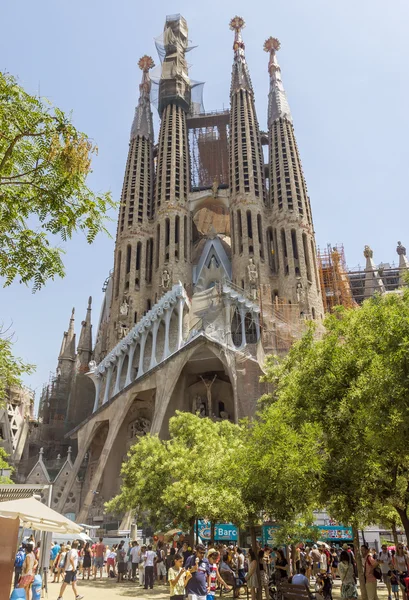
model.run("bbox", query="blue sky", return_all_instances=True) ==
[2,0,409,403]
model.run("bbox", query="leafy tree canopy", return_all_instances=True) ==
[0,447,13,483]
[0,72,115,291]
[106,411,247,531]
[261,289,409,537]
[0,329,34,401]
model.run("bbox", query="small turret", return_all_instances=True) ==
[77,297,93,372]
[397,241,409,286]
[363,245,385,298]
[58,308,76,364]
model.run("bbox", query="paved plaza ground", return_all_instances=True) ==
[44,578,392,600]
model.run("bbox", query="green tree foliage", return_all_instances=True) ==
[0,447,13,483]
[261,289,409,540]
[106,411,247,531]
[0,72,115,291]
[238,403,324,527]
[0,328,34,401]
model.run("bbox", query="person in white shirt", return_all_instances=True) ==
[378,544,393,600]
[130,541,141,582]
[144,545,157,589]
[57,540,83,600]
[139,546,146,587]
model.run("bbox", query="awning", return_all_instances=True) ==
[0,497,83,534]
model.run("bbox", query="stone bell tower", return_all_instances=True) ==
[264,37,324,319]
[153,14,192,296]
[228,17,270,302]
[108,56,156,351]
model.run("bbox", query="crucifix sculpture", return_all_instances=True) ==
[200,374,217,417]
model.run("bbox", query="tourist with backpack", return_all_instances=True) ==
[14,544,25,588]
[379,544,393,600]
[56,540,84,600]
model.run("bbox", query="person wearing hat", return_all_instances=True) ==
[184,544,210,600]
[310,545,321,578]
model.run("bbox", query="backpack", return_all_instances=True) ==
[63,550,71,569]
[157,549,163,563]
[15,550,25,568]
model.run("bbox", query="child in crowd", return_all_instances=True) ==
[168,554,191,600]
[390,571,400,600]
[207,549,232,600]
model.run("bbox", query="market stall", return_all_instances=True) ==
[0,497,82,600]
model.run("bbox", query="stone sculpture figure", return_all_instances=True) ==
[247,258,258,299]
[120,298,129,316]
[161,268,171,290]
[88,360,97,373]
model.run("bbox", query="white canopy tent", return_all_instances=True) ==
[0,496,82,534]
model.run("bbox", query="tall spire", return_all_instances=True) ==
[363,245,385,299]
[151,14,192,299]
[59,308,76,362]
[230,16,253,94]
[228,15,265,204]
[264,37,292,125]
[77,296,93,356]
[264,35,324,320]
[130,55,155,141]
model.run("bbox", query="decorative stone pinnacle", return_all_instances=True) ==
[71,307,75,317]
[88,296,92,308]
[229,16,245,32]
[264,37,281,53]
[138,55,155,72]
[397,241,406,256]
[363,245,373,259]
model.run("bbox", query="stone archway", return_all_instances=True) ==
[158,342,235,439]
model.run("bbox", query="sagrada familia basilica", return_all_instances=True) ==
[6,15,408,530]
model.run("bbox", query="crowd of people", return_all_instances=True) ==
[13,535,409,600]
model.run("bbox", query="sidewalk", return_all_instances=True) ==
[46,577,392,600]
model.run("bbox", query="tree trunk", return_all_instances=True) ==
[250,525,262,600]
[392,522,399,548]
[353,525,368,600]
[395,507,409,545]
[210,520,215,546]
[290,544,296,575]
[189,516,195,547]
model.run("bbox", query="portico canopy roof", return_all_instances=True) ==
[0,496,83,534]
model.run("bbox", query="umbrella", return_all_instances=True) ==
[0,497,82,534]
[164,528,183,540]
[316,541,331,549]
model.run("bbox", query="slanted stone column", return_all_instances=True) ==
[137,334,147,378]
[254,312,261,341]
[77,395,134,523]
[103,366,113,405]
[125,344,136,386]
[149,320,160,370]
[163,309,172,359]
[93,377,102,413]
[224,299,234,347]
[177,298,184,349]
[114,355,125,395]
[239,307,247,349]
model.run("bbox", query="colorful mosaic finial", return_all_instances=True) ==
[138,55,155,72]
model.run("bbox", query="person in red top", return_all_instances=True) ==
[93,537,106,580]
[361,544,379,600]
